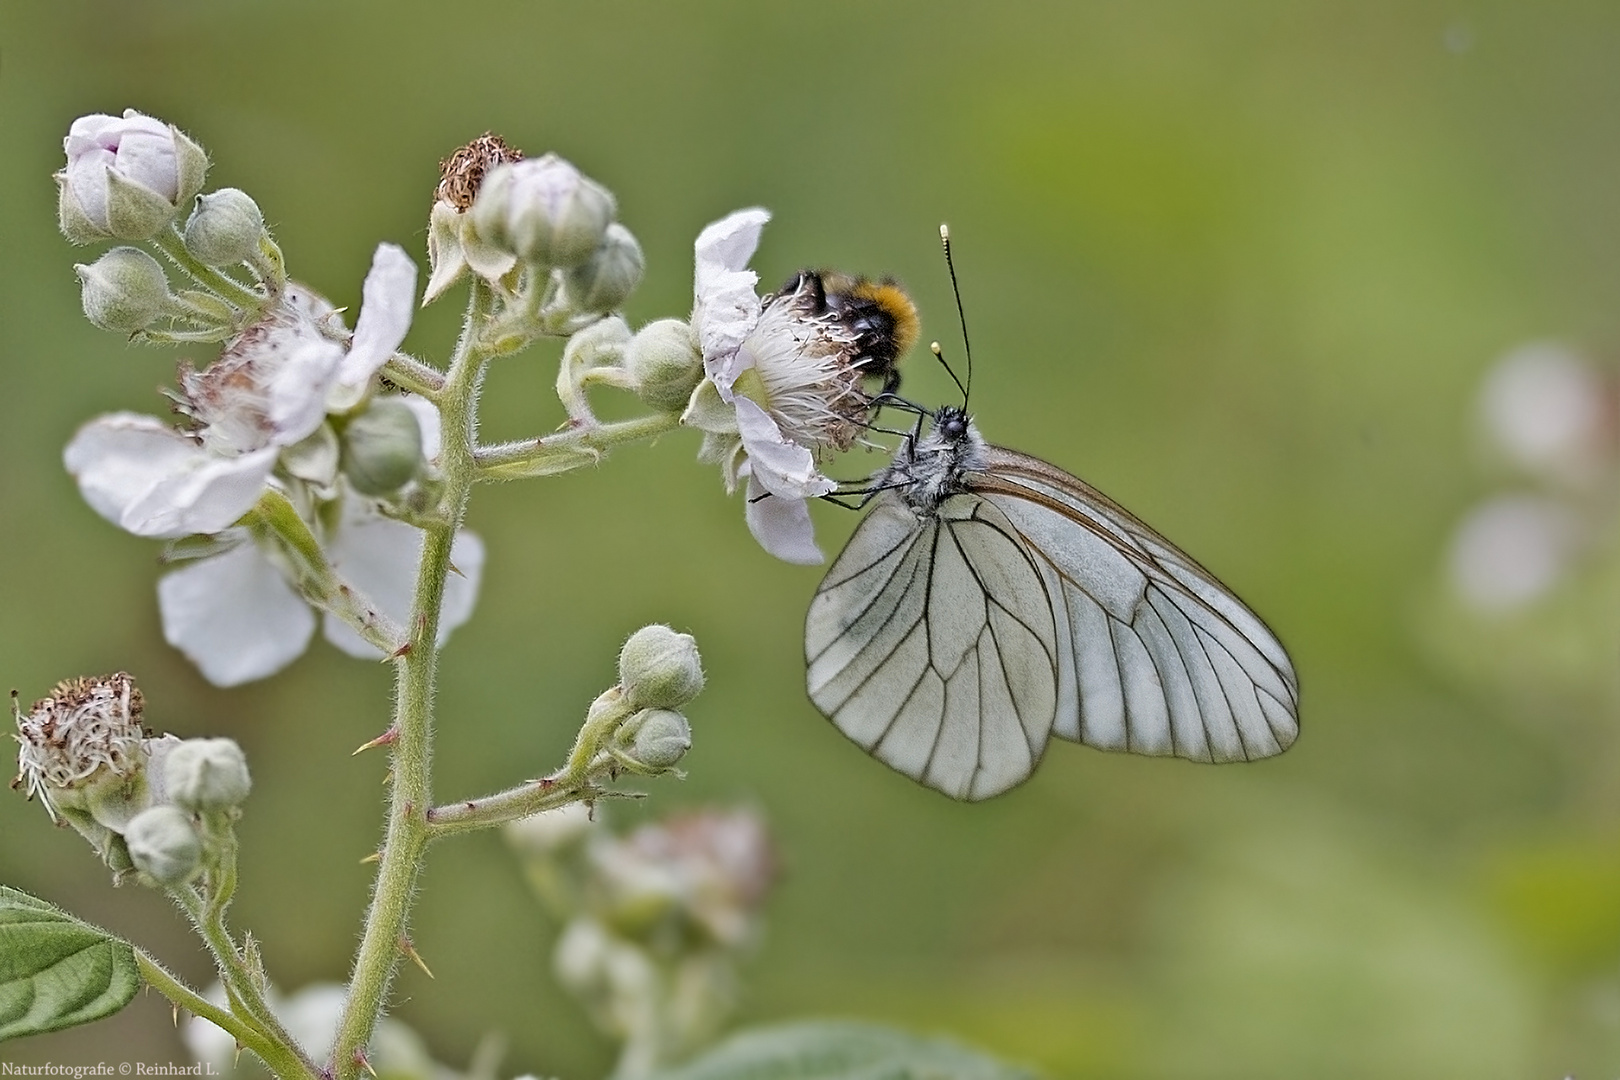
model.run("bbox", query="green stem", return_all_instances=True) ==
[134,951,318,1080]
[328,282,492,1080]
[381,352,447,399]
[150,225,266,311]
[169,885,305,1073]
[474,412,681,480]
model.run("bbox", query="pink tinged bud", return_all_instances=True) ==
[59,110,208,242]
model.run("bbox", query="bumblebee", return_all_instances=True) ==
[775,269,920,398]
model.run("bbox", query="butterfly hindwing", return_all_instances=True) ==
[806,492,1061,800]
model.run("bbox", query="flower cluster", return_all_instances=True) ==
[14,672,251,886]
[507,804,774,1076]
[59,111,483,686]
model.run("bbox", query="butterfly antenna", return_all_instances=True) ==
[930,342,968,404]
[940,223,972,406]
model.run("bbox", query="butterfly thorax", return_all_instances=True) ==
[883,405,991,518]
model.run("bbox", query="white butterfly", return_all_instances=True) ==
[805,404,1300,800]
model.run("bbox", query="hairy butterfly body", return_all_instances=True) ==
[805,404,1300,801]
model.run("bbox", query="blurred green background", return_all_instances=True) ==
[6,1,1620,1076]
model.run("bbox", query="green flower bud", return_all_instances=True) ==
[620,708,691,771]
[563,224,644,313]
[75,247,174,334]
[340,398,424,495]
[618,625,704,710]
[183,188,265,267]
[125,805,203,885]
[164,737,251,812]
[470,154,616,268]
[626,319,703,413]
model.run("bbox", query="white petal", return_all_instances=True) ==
[333,244,418,406]
[265,333,345,445]
[321,500,485,658]
[734,397,835,500]
[158,543,316,686]
[744,471,824,564]
[64,413,275,538]
[693,209,769,397]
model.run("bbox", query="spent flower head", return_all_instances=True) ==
[13,673,146,819]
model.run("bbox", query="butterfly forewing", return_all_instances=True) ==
[975,446,1300,763]
[806,493,1061,800]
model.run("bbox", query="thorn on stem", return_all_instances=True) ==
[360,850,382,865]
[400,936,435,979]
[352,727,400,756]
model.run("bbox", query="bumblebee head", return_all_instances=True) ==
[779,270,919,396]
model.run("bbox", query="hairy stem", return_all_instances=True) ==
[135,951,318,1080]
[150,225,266,311]
[473,412,681,480]
[329,283,491,1080]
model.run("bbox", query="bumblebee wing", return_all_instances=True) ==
[974,446,1299,763]
[805,492,1060,800]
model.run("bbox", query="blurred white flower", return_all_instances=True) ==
[1447,493,1581,613]
[184,983,440,1080]
[158,484,484,688]
[1479,342,1613,489]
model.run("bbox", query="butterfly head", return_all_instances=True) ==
[882,404,988,516]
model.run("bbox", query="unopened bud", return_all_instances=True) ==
[164,738,251,812]
[619,709,691,771]
[76,247,174,334]
[340,398,424,495]
[626,319,703,413]
[618,625,704,710]
[183,189,265,267]
[470,155,615,268]
[58,110,208,242]
[125,805,203,885]
[563,224,644,313]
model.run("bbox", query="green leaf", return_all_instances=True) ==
[0,886,140,1040]
[649,1020,1040,1080]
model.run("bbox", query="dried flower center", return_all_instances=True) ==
[436,133,524,211]
[13,672,146,814]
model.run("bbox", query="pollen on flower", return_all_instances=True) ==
[435,133,524,211]
[13,672,146,818]
[747,275,879,454]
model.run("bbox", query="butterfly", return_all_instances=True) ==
[804,401,1300,801]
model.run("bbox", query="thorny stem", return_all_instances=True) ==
[328,282,492,1080]
[134,951,319,1080]
[169,882,306,1074]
